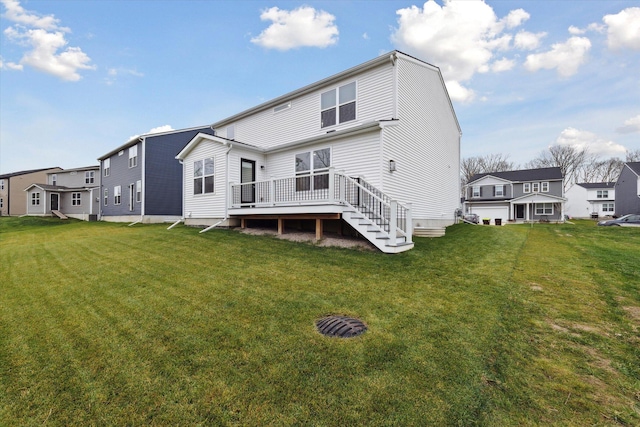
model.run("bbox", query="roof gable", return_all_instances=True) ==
[576,182,616,189]
[624,161,640,177]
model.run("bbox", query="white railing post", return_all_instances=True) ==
[390,200,398,246]
[270,176,275,206]
[405,202,413,243]
[229,182,235,208]
[339,170,346,204]
[328,167,335,203]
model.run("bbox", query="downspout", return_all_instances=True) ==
[139,136,146,222]
[200,142,232,234]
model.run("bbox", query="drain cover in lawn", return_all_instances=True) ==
[316,315,367,338]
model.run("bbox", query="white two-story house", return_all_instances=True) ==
[565,182,616,219]
[176,51,461,253]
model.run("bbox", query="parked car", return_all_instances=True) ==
[597,214,640,227]
[463,213,479,224]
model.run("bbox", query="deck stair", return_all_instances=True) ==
[51,210,68,220]
[340,176,414,254]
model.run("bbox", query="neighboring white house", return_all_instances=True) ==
[564,182,615,219]
[176,51,461,253]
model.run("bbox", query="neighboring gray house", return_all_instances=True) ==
[614,161,640,216]
[24,166,100,220]
[564,182,615,219]
[0,167,63,216]
[464,167,566,224]
[175,51,462,253]
[98,126,215,223]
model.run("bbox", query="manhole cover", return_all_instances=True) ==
[316,315,367,338]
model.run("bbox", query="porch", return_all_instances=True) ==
[227,169,414,253]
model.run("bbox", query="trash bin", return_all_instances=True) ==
[495,218,502,226]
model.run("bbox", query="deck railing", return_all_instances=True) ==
[230,168,412,243]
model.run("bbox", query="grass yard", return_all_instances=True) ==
[0,217,638,426]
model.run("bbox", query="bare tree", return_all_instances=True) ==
[525,144,589,193]
[461,153,516,186]
[581,157,624,183]
[626,149,640,162]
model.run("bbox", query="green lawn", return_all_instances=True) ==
[1,217,638,426]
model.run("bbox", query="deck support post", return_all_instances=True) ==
[241,218,246,229]
[316,218,323,241]
[278,218,284,235]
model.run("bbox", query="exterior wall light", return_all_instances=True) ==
[389,160,396,172]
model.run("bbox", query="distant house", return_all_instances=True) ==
[614,162,640,216]
[97,126,215,223]
[24,166,100,220]
[175,51,461,253]
[564,182,615,219]
[0,167,63,216]
[464,167,565,224]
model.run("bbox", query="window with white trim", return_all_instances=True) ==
[72,192,81,206]
[85,171,95,184]
[541,182,549,192]
[495,185,504,197]
[532,182,540,192]
[472,186,480,198]
[535,203,553,215]
[50,174,57,186]
[523,183,531,193]
[295,148,331,191]
[114,185,121,205]
[136,180,142,202]
[597,190,609,199]
[104,158,110,176]
[602,203,614,212]
[194,157,214,195]
[104,188,108,206]
[32,192,40,206]
[320,81,356,128]
[128,145,138,168]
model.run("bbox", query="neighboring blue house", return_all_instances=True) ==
[464,167,566,224]
[614,161,640,216]
[98,126,215,223]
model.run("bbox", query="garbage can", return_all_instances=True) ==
[495,218,502,226]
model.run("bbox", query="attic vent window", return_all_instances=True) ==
[273,102,291,113]
[316,315,367,338]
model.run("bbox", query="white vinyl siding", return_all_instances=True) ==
[219,64,394,150]
[382,56,460,222]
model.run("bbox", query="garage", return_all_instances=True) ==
[467,204,509,225]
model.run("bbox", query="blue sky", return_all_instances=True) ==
[1,0,639,173]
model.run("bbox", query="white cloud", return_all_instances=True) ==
[148,125,173,134]
[491,57,515,72]
[616,114,640,134]
[568,25,584,35]
[603,7,640,50]
[556,127,626,157]
[391,0,532,103]
[251,6,338,50]
[362,32,369,40]
[0,55,23,70]
[0,0,94,81]
[524,36,591,77]
[514,31,546,50]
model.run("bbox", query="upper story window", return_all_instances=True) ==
[103,159,110,176]
[72,193,81,206]
[597,190,609,198]
[523,183,531,193]
[320,81,356,128]
[0,179,4,191]
[532,182,540,192]
[295,148,331,191]
[194,157,214,195]
[85,171,95,184]
[128,145,138,168]
[472,186,480,198]
[31,192,40,206]
[495,185,504,197]
[50,174,57,186]
[541,182,549,192]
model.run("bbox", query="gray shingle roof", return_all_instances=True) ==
[577,182,616,189]
[0,167,61,180]
[625,162,640,176]
[469,167,562,184]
